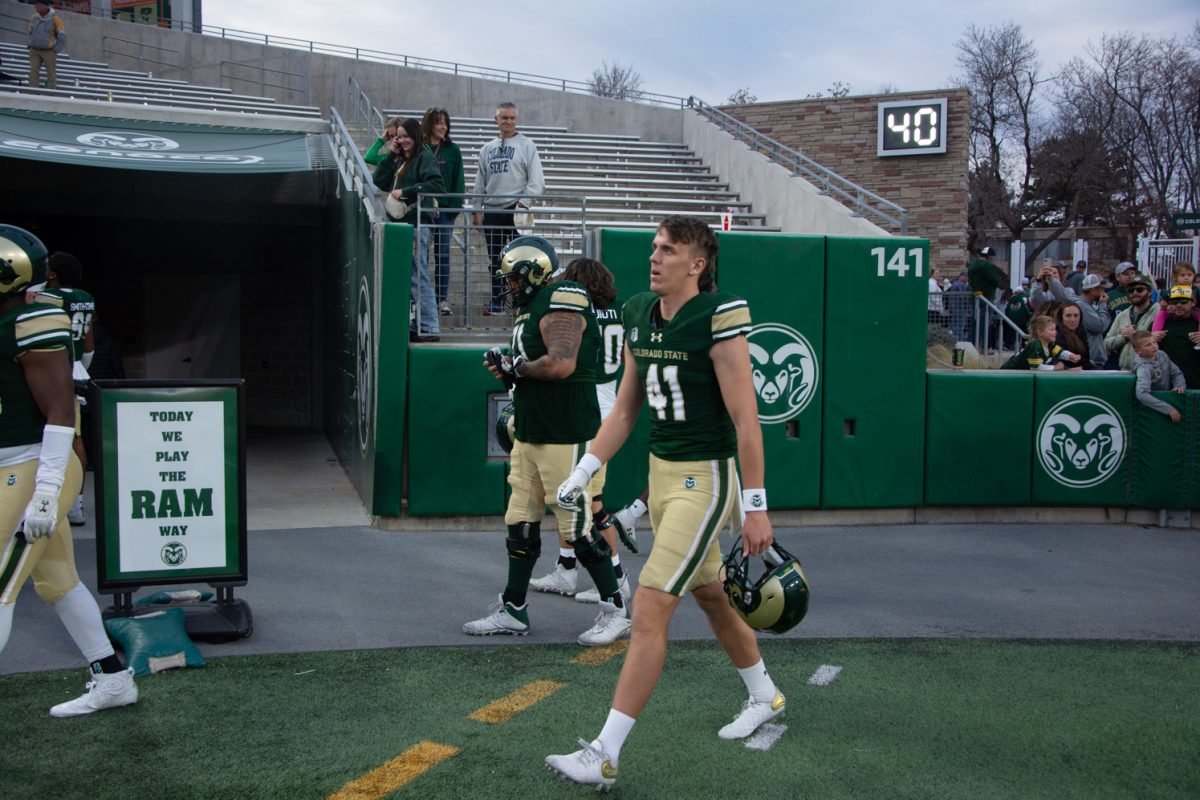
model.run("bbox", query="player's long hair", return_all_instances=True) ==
[562,258,616,310]
[658,215,717,292]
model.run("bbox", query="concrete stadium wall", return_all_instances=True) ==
[683,112,887,236]
[0,1,685,141]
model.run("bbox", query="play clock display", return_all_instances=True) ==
[877,98,947,157]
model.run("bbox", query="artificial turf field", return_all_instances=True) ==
[0,638,1196,799]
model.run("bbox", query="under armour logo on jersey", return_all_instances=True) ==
[650,332,664,343]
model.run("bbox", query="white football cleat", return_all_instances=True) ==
[546,738,618,791]
[462,595,529,636]
[576,600,631,646]
[717,690,786,740]
[529,563,579,596]
[49,668,138,718]
[67,496,85,526]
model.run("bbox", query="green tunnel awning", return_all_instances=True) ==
[0,110,317,173]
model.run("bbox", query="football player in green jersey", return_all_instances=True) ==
[464,237,631,646]
[0,225,137,717]
[529,258,637,605]
[35,251,94,525]
[547,216,784,790]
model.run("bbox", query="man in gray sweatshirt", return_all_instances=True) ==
[472,102,545,314]
[27,1,66,90]
[1130,330,1186,423]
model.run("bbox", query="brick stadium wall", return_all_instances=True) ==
[721,89,970,276]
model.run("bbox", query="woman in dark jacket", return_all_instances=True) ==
[421,107,464,316]
[373,118,445,340]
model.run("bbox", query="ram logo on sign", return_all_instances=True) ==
[1036,397,1126,488]
[746,323,819,424]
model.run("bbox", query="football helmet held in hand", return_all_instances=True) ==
[495,403,516,453]
[721,538,809,634]
[497,236,558,308]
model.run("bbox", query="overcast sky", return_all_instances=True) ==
[199,1,1198,102]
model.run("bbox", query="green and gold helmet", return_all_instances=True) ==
[495,402,516,454]
[721,539,809,634]
[497,235,558,308]
[0,225,49,299]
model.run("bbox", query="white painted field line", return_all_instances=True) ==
[808,664,843,686]
[745,723,787,751]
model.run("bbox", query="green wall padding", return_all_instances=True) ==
[406,346,508,516]
[1128,390,1196,509]
[821,236,928,508]
[719,233,825,508]
[371,223,412,516]
[924,371,1035,505]
[1030,372,1134,506]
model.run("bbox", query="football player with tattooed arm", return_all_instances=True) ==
[0,226,138,716]
[464,237,631,646]
[546,216,791,791]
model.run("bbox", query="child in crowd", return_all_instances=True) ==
[1001,315,1082,370]
[1130,330,1186,423]
[1150,263,1200,349]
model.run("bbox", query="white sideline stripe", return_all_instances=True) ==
[808,664,843,686]
[744,723,787,751]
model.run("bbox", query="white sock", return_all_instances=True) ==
[52,582,115,664]
[737,659,778,703]
[559,547,575,564]
[627,499,647,521]
[610,554,621,569]
[0,603,12,655]
[596,708,636,765]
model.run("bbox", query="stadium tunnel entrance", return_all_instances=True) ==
[0,132,341,437]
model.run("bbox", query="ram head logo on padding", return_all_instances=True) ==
[745,324,819,424]
[1036,397,1126,488]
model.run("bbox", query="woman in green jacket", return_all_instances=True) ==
[373,118,445,340]
[422,107,465,316]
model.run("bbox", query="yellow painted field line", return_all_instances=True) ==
[468,679,566,724]
[328,740,460,800]
[571,640,628,666]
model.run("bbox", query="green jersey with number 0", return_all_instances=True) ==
[511,280,601,444]
[0,302,73,447]
[623,290,752,461]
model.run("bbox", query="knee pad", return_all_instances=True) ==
[505,521,541,560]
[571,532,611,567]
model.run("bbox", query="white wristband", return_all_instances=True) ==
[576,453,602,481]
[742,488,767,512]
[36,424,75,490]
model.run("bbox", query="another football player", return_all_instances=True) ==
[529,257,637,605]
[0,225,138,716]
[464,237,631,646]
[547,216,785,790]
[35,251,95,525]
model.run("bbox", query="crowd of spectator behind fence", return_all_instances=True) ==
[929,253,1200,423]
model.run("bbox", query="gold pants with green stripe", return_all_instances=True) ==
[0,454,84,606]
[506,439,604,540]
[641,454,738,596]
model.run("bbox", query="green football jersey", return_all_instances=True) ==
[623,290,752,461]
[510,280,601,444]
[36,287,94,363]
[0,301,73,447]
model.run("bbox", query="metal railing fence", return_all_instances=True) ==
[688,97,909,234]
[100,34,182,77]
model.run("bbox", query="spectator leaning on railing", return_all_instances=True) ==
[1130,330,1186,424]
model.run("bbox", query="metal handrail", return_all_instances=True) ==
[100,33,183,77]
[345,75,384,148]
[687,97,909,234]
[219,60,308,103]
[329,106,383,224]
[147,19,690,109]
